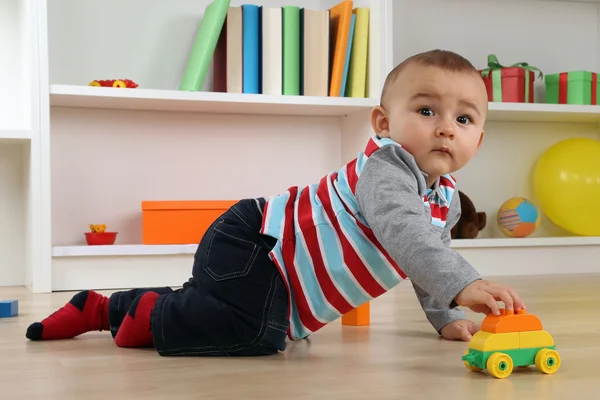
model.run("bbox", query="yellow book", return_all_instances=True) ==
[346,8,369,98]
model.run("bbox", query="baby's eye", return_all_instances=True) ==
[457,115,472,125]
[418,107,434,117]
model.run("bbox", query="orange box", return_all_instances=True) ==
[141,200,237,245]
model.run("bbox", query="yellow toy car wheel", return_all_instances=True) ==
[486,352,513,379]
[113,80,126,88]
[535,348,561,374]
[89,81,101,86]
[463,350,482,372]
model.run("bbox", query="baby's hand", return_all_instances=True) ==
[455,279,525,316]
[440,319,479,341]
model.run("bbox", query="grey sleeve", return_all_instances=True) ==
[411,192,468,333]
[355,145,481,310]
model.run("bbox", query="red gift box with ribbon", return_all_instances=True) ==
[479,54,543,103]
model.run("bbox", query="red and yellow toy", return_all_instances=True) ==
[85,224,118,245]
[462,308,560,379]
[89,79,138,88]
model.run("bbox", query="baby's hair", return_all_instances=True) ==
[380,49,480,107]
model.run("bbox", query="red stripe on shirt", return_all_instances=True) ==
[364,137,381,156]
[316,175,386,298]
[430,203,449,222]
[345,159,359,194]
[297,188,354,315]
[354,218,408,279]
[439,176,455,189]
[279,186,326,333]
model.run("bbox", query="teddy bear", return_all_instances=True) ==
[450,190,486,239]
[89,224,106,233]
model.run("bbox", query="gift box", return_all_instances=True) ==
[141,200,237,245]
[545,71,600,105]
[479,54,543,103]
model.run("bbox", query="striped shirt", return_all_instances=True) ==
[260,136,458,340]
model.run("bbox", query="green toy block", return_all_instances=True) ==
[545,70,600,105]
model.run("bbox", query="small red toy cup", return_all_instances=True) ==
[85,232,118,245]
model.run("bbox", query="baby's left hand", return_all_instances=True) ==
[440,319,479,341]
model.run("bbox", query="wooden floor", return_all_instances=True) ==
[1,274,598,399]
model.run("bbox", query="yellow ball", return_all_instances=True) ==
[533,138,600,236]
[497,197,540,238]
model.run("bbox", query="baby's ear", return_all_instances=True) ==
[477,131,485,148]
[370,106,390,137]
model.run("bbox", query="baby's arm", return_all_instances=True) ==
[410,191,467,333]
[355,144,481,311]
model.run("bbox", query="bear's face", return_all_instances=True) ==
[89,224,106,233]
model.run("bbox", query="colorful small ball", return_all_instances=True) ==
[497,197,540,238]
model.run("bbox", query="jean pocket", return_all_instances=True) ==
[203,219,260,281]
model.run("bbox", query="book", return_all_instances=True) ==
[179,0,231,91]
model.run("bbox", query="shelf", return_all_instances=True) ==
[50,236,600,290]
[48,85,600,122]
[49,85,378,117]
[486,102,600,123]
[0,129,31,142]
[52,236,600,257]
[52,244,197,257]
[451,236,600,248]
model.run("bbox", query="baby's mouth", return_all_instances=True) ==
[433,146,452,156]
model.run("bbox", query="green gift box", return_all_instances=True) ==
[545,71,600,105]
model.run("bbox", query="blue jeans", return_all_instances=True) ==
[107,198,290,356]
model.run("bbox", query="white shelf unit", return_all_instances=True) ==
[0,0,51,292]
[4,0,600,292]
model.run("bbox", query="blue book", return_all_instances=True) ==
[242,4,262,94]
[340,13,356,97]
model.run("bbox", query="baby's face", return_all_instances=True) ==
[377,64,488,184]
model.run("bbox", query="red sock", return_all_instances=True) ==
[114,291,159,348]
[26,290,110,340]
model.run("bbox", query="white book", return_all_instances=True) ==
[262,7,282,96]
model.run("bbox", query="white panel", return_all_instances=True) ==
[456,244,600,277]
[0,0,25,129]
[393,0,599,103]
[0,143,26,286]
[52,254,193,291]
[50,107,342,246]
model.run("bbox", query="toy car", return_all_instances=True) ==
[462,308,560,379]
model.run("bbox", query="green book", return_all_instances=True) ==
[179,0,231,91]
[282,6,300,95]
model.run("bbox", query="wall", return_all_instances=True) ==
[393,0,600,239]
[50,107,343,245]
[0,143,25,286]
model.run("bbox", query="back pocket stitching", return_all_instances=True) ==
[206,245,259,280]
[203,222,260,281]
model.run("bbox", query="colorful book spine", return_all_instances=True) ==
[207,0,368,98]
[340,13,356,97]
[282,6,301,96]
[242,4,261,94]
[179,0,231,91]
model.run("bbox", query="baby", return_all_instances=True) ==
[26,49,525,356]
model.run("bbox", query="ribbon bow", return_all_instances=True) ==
[481,54,543,80]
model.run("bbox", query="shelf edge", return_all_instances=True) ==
[52,236,600,257]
